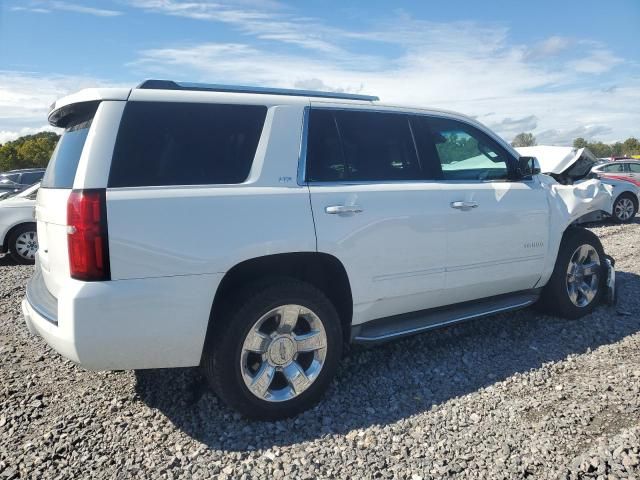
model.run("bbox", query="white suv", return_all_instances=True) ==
[23,80,615,420]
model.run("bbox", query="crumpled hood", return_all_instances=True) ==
[516,146,596,175]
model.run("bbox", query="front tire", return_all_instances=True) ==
[8,224,38,265]
[539,228,605,319]
[202,278,343,420]
[612,193,637,223]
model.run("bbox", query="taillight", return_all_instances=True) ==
[67,189,110,281]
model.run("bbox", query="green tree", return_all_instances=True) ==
[0,131,59,171]
[511,132,537,147]
[622,137,640,156]
[573,137,588,149]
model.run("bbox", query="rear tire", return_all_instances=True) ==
[202,278,342,420]
[612,193,637,223]
[538,228,605,319]
[8,224,38,265]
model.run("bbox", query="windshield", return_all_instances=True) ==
[0,174,18,185]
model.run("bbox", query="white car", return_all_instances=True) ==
[23,81,615,420]
[0,183,39,264]
[517,146,640,223]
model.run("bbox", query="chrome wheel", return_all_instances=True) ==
[14,231,38,261]
[566,244,600,308]
[614,197,635,221]
[240,304,327,402]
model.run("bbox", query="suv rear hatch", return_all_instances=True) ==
[37,102,99,297]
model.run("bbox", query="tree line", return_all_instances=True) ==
[0,132,60,172]
[511,132,640,158]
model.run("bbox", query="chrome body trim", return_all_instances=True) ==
[297,106,310,186]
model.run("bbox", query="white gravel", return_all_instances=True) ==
[1,220,639,479]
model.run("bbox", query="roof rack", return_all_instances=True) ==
[137,79,379,102]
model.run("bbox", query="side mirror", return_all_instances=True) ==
[516,156,541,179]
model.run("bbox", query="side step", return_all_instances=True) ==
[351,289,540,344]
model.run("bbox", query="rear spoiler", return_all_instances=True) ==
[48,88,131,127]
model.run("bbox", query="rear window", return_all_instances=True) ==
[41,109,95,189]
[108,102,267,187]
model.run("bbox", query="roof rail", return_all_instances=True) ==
[137,79,379,102]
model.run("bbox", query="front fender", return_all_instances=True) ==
[536,175,612,287]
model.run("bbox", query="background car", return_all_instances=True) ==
[0,182,39,264]
[0,168,46,196]
[592,159,640,185]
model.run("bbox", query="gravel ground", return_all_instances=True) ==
[1,221,640,479]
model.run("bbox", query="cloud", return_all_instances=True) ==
[10,6,51,13]
[568,48,623,74]
[0,125,59,144]
[15,1,123,17]
[524,36,572,60]
[3,4,639,146]
[488,115,539,138]
[0,71,127,143]
[128,0,344,53]
[537,125,614,145]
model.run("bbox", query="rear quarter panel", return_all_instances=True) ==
[104,104,315,280]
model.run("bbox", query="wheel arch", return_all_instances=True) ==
[2,221,37,252]
[615,190,639,208]
[203,252,353,360]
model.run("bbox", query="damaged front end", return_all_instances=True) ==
[517,146,614,224]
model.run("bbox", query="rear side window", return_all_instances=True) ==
[41,116,93,189]
[306,109,422,182]
[109,102,267,187]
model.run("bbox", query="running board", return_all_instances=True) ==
[351,290,540,344]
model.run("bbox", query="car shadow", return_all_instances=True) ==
[134,270,640,452]
[0,254,20,267]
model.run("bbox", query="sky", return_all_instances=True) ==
[0,0,638,145]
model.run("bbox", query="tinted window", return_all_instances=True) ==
[306,110,347,182]
[41,119,91,189]
[109,102,267,187]
[20,171,44,185]
[603,163,625,173]
[423,117,511,181]
[628,163,640,173]
[306,109,422,182]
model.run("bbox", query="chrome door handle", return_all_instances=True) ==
[450,201,478,211]
[325,205,363,215]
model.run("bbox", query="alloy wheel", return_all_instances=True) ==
[240,304,327,402]
[565,244,600,308]
[15,231,38,261]
[614,197,635,221]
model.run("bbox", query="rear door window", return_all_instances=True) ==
[108,102,267,187]
[306,109,423,182]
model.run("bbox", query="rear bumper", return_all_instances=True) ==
[23,269,224,370]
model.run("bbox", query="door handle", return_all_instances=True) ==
[450,201,478,211]
[325,205,363,215]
